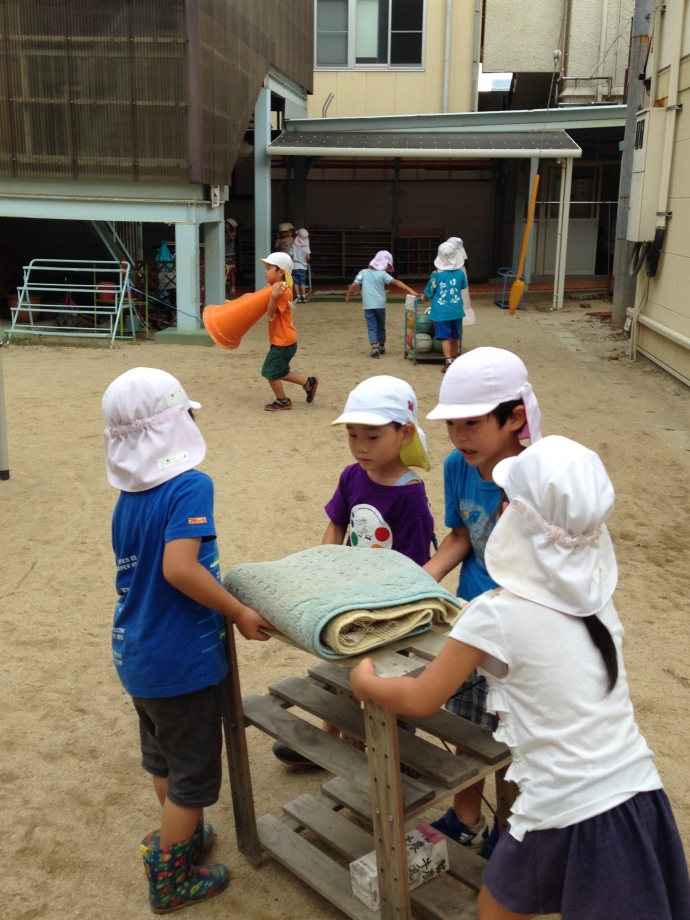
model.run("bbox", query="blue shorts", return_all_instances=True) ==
[292,268,307,286]
[434,319,461,340]
[484,790,690,920]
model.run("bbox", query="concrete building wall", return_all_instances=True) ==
[483,0,633,102]
[484,0,563,73]
[307,0,476,117]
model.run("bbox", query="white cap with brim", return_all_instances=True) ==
[332,375,431,471]
[103,367,205,493]
[426,346,542,444]
[261,251,293,288]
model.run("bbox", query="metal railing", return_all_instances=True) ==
[7,259,136,347]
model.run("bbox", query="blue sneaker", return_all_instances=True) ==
[479,818,500,860]
[430,808,489,850]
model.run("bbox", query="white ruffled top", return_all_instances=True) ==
[450,589,661,841]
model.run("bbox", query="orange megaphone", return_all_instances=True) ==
[203,287,272,349]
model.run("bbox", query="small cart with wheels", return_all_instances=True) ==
[403,295,444,366]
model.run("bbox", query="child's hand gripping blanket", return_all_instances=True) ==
[222,545,461,659]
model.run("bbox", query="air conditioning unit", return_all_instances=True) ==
[627,107,666,243]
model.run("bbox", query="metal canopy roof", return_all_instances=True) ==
[267,130,581,159]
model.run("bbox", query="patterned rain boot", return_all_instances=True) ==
[140,831,229,913]
[141,820,214,866]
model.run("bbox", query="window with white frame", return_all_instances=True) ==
[316,0,425,69]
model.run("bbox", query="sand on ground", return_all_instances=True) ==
[1,295,689,920]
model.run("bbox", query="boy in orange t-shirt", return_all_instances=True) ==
[260,252,318,411]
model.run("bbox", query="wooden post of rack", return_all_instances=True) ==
[221,624,262,865]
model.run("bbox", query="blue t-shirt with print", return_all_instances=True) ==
[111,469,228,698]
[424,269,467,322]
[354,268,393,310]
[444,450,500,601]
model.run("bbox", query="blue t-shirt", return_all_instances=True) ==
[111,470,228,698]
[443,450,500,601]
[424,269,467,322]
[354,268,393,310]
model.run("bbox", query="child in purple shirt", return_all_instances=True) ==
[323,375,434,564]
[272,375,435,767]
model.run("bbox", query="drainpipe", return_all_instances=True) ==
[648,2,661,107]
[646,0,686,277]
[596,0,610,101]
[471,0,481,112]
[610,0,653,329]
[442,0,453,113]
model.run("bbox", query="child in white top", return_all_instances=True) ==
[292,229,311,303]
[351,436,690,920]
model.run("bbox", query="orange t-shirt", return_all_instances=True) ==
[268,286,297,346]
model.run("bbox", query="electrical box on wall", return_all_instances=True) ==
[627,108,666,243]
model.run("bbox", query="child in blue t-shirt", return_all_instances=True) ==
[103,367,271,914]
[423,347,543,857]
[345,250,418,358]
[422,240,467,374]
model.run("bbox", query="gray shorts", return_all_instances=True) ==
[133,682,224,809]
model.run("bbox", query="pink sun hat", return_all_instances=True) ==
[103,367,205,493]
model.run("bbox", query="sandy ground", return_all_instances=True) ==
[1,295,690,920]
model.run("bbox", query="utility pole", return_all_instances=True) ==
[611,0,654,328]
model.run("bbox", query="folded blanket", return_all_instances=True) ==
[223,545,461,659]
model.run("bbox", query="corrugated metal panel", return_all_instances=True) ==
[269,131,582,154]
[0,0,312,184]
[0,1,188,182]
[198,0,313,185]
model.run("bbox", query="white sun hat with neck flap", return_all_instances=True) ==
[332,375,430,471]
[103,367,205,492]
[426,346,541,443]
[487,435,618,617]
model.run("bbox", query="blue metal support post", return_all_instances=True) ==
[175,222,201,330]
[254,83,272,289]
[204,219,226,306]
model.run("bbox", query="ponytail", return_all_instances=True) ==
[583,615,618,695]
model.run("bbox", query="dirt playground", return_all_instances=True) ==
[1,295,689,920]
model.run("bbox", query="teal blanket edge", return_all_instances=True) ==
[222,545,461,660]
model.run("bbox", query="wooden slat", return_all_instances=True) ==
[411,877,478,920]
[256,815,375,920]
[243,693,433,811]
[284,793,485,894]
[278,792,341,833]
[307,662,507,765]
[283,794,372,860]
[364,698,412,920]
[269,676,477,789]
[320,743,509,823]
[282,794,478,920]
[408,633,450,660]
[443,836,486,894]
[309,654,427,688]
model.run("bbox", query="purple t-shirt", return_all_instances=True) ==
[325,464,434,567]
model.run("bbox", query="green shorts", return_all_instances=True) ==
[261,343,297,380]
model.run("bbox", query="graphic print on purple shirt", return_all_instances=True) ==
[324,463,434,567]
